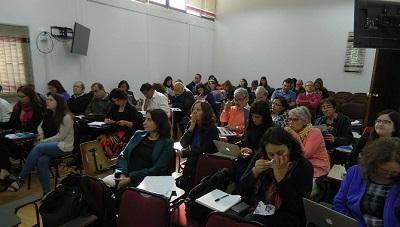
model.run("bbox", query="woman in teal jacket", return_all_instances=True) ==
[103,109,174,189]
[334,137,400,227]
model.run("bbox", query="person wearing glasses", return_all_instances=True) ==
[285,106,330,197]
[348,109,400,169]
[67,81,92,116]
[314,97,353,151]
[271,96,289,128]
[220,88,250,136]
[0,86,43,187]
[334,137,400,227]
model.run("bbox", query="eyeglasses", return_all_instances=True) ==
[375,119,392,125]
[377,167,400,177]
[288,117,300,122]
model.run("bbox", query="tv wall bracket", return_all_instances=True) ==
[50,26,73,39]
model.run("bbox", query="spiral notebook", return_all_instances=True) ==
[195,189,241,212]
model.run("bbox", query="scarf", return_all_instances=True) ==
[298,123,313,141]
[13,102,34,124]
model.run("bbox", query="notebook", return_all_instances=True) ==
[336,145,353,153]
[303,198,358,227]
[212,140,241,159]
[137,176,176,198]
[217,127,237,137]
[196,189,241,212]
[5,133,36,140]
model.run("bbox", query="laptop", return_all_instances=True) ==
[303,198,358,227]
[212,140,241,160]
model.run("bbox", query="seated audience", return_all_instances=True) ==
[0,85,11,122]
[271,78,297,108]
[140,83,170,117]
[259,76,274,99]
[178,101,219,190]
[8,93,74,194]
[334,137,400,227]
[85,82,112,116]
[314,78,329,99]
[251,80,259,93]
[220,88,250,135]
[221,79,235,101]
[286,106,330,196]
[47,79,70,102]
[67,81,92,116]
[102,109,174,189]
[163,76,174,96]
[271,96,289,128]
[152,82,167,95]
[118,80,137,106]
[348,109,400,168]
[240,127,313,227]
[0,86,43,185]
[238,78,253,104]
[100,88,143,158]
[186,73,202,93]
[236,101,273,183]
[296,81,321,117]
[208,80,224,102]
[295,79,305,95]
[254,86,271,108]
[27,84,46,111]
[314,98,353,150]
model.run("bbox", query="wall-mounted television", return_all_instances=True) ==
[71,22,90,56]
[354,0,400,49]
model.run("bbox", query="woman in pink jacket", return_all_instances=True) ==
[286,106,330,196]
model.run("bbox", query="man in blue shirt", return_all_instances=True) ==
[271,78,297,108]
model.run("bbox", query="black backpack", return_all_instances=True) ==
[80,175,118,227]
[39,174,87,227]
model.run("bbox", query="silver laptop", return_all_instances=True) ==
[212,140,241,160]
[303,198,358,227]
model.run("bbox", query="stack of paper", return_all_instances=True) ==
[87,121,106,127]
[137,176,176,198]
[196,189,241,212]
[328,164,346,181]
[5,133,35,140]
[336,145,353,153]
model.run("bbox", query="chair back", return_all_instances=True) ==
[117,188,170,227]
[334,92,352,101]
[193,154,234,186]
[341,102,366,120]
[206,211,263,227]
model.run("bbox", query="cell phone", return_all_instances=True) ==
[314,124,328,136]
[231,202,250,215]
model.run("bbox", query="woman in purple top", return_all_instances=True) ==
[334,137,400,227]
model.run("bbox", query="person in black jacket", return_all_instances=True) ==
[67,81,92,116]
[178,101,219,191]
[169,82,195,136]
[240,127,313,227]
[0,85,43,183]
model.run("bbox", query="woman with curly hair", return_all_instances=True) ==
[334,137,400,227]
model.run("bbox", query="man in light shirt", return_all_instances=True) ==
[140,83,170,117]
[0,85,11,122]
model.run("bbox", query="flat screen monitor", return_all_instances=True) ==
[71,22,90,56]
[354,0,400,49]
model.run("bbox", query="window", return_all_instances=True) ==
[0,24,33,94]
[150,0,166,5]
[169,0,186,11]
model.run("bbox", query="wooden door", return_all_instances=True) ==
[366,49,400,126]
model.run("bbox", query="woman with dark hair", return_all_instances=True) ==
[235,101,273,183]
[207,80,224,102]
[0,86,43,183]
[103,109,174,189]
[178,101,219,190]
[240,127,313,226]
[314,97,353,151]
[163,76,174,96]
[118,80,137,106]
[194,83,216,110]
[47,80,70,102]
[99,88,143,158]
[8,93,74,194]
[208,75,222,90]
[314,78,329,99]
[334,137,400,227]
[348,109,400,168]
[271,96,289,127]
[259,76,274,99]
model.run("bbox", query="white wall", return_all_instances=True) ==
[213,0,375,92]
[0,0,215,97]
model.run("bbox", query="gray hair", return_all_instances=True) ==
[234,87,249,99]
[255,86,268,98]
[289,106,312,124]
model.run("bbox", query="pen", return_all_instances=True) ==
[215,194,229,202]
